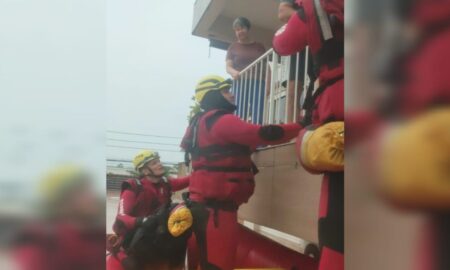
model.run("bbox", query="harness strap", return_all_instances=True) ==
[311,0,343,69]
[301,75,344,126]
[193,165,253,173]
[190,144,251,161]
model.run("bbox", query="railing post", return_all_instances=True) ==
[264,55,270,125]
[269,51,278,124]
[294,51,300,123]
[301,46,310,118]
[257,59,263,125]
[244,71,249,122]
[250,66,255,124]
[284,55,290,124]
[238,76,243,118]
[232,80,237,116]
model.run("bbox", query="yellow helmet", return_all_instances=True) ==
[195,75,232,103]
[379,108,450,210]
[133,150,160,171]
[40,165,88,203]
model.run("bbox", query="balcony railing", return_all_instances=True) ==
[231,47,311,125]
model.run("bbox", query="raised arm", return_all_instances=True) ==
[226,44,240,80]
[114,188,139,233]
[169,175,190,191]
[226,59,240,80]
[273,11,308,56]
[210,114,301,149]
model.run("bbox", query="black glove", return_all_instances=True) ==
[135,215,158,229]
[258,125,285,141]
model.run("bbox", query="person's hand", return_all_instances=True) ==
[231,70,240,80]
[106,234,121,253]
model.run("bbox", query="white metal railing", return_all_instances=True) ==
[231,47,311,125]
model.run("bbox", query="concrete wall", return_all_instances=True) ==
[239,143,322,244]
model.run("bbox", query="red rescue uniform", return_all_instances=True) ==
[109,175,189,270]
[182,109,301,270]
[273,1,344,269]
[13,222,105,270]
[113,176,190,239]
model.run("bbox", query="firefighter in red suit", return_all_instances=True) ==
[181,75,302,270]
[108,150,189,269]
[12,165,105,270]
[273,1,344,269]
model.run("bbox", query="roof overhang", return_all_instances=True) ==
[192,0,283,50]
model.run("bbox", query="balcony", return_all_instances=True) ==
[192,0,280,49]
[233,47,311,125]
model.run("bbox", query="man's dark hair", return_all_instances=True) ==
[279,0,300,10]
[233,17,251,29]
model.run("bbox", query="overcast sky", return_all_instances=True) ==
[0,0,227,199]
[1,0,107,198]
[106,0,228,165]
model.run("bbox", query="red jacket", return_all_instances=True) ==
[113,176,189,238]
[13,222,105,270]
[273,0,344,84]
[273,0,344,126]
[181,110,301,205]
[399,27,450,117]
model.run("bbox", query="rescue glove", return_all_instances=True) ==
[258,125,285,141]
[135,215,158,229]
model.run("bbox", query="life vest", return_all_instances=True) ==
[181,110,257,205]
[274,0,344,126]
[293,0,344,75]
[112,177,172,249]
[122,177,172,216]
[301,74,343,126]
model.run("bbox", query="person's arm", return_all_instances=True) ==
[210,114,301,149]
[169,176,190,191]
[226,59,240,80]
[226,44,240,80]
[273,10,308,56]
[115,189,140,231]
[258,43,266,55]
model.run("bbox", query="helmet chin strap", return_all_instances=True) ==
[150,171,165,178]
[143,166,164,179]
